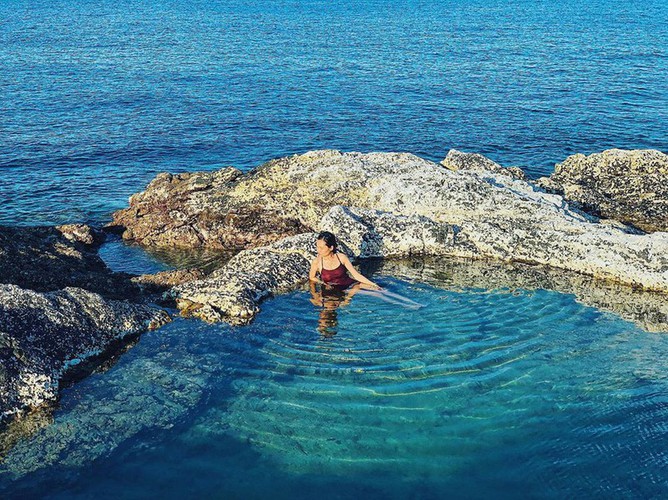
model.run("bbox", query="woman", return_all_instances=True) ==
[308,232,425,319]
[309,231,380,290]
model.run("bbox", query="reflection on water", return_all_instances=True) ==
[99,234,236,275]
[309,283,352,337]
[142,245,237,274]
[378,257,668,333]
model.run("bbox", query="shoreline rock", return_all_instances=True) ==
[113,149,668,294]
[107,168,309,249]
[537,149,668,233]
[169,233,320,324]
[0,224,186,429]
[0,284,170,426]
[0,225,141,300]
[440,149,527,180]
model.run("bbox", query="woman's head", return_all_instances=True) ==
[316,231,337,256]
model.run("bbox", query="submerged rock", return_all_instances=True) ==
[0,322,217,479]
[537,149,668,232]
[379,257,668,334]
[0,284,170,425]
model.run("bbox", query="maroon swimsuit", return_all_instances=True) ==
[320,254,356,288]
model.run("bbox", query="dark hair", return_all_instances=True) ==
[317,231,337,252]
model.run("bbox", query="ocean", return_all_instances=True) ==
[2,0,667,226]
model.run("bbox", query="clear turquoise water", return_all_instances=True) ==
[1,267,668,498]
[2,0,668,225]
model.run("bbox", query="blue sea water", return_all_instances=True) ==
[2,0,668,226]
[3,1,668,498]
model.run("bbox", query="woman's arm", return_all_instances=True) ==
[309,257,324,284]
[309,280,323,306]
[339,254,381,289]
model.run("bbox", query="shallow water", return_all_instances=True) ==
[2,259,668,498]
[3,0,668,226]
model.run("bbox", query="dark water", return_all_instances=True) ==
[2,0,667,226]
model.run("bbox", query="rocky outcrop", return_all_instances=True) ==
[0,285,170,425]
[0,225,141,300]
[55,224,106,247]
[537,149,668,232]
[440,149,526,180]
[319,206,465,258]
[0,225,188,428]
[169,233,320,324]
[114,149,668,297]
[108,168,309,249]
[2,147,668,453]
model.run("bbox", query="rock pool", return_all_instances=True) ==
[2,256,667,498]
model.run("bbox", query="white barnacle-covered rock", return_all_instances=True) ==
[0,285,170,425]
[123,149,668,303]
[537,148,668,232]
[440,149,526,180]
[319,205,467,258]
[169,233,320,324]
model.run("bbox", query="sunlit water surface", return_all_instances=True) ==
[2,0,668,226]
[3,0,668,496]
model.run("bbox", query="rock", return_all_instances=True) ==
[169,233,319,324]
[55,224,106,247]
[108,167,309,249]
[0,284,170,426]
[0,225,141,301]
[440,149,527,180]
[115,149,668,295]
[537,149,668,232]
[319,205,472,258]
[131,268,207,294]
